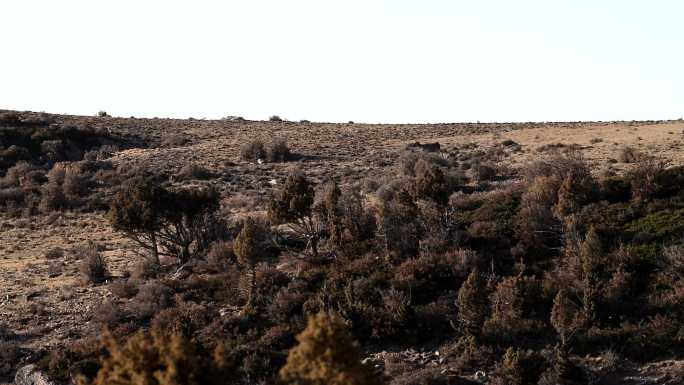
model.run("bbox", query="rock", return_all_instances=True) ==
[14,364,56,385]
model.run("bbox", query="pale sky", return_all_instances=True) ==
[2,1,683,123]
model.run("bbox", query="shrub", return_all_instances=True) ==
[108,179,165,263]
[178,164,213,180]
[131,258,160,280]
[393,251,466,304]
[235,217,267,308]
[553,168,598,218]
[78,244,109,285]
[268,171,320,255]
[279,312,380,385]
[92,331,223,385]
[90,301,124,329]
[240,139,266,162]
[253,263,291,305]
[161,133,189,147]
[600,176,632,203]
[581,227,602,325]
[550,289,579,345]
[267,285,309,323]
[338,186,376,244]
[127,282,174,319]
[151,300,211,337]
[379,190,423,260]
[0,187,24,209]
[269,115,283,122]
[109,181,223,264]
[206,240,234,272]
[0,338,20,378]
[457,269,488,337]
[617,146,644,163]
[109,279,139,299]
[468,162,497,182]
[63,165,89,202]
[629,157,666,204]
[45,247,65,260]
[40,163,68,211]
[412,159,449,205]
[515,176,562,258]
[483,276,542,342]
[266,137,291,162]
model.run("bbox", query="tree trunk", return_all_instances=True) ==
[150,232,160,264]
[311,235,319,257]
[181,244,191,264]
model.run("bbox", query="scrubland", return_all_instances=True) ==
[1,110,684,384]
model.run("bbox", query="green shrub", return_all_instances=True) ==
[601,176,632,203]
[625,208,684,244]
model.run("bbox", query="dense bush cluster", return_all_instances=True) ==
[0,112,131,215]
[28,144,684,384]
[240,137,293,163]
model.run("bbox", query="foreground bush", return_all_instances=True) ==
[89,331,228,385]
[279,312,380,385]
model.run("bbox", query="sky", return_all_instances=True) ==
[1,1,683,123]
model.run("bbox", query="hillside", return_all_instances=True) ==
[1,110,684,385]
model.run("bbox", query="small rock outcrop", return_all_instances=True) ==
[14,365,55,385]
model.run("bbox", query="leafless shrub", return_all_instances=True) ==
[468,162,497,182]
[241,139,266,162]
[207,240,235,272]
[598,349,620,373]
[45,247,65,260]
[130,258,160,281]
[39,163,67,211]
[0,338,20,377]
[0,188,25,209]
[78,245,109,285]
[91,300,124,329]
[127,282,174,319]
[178,164,213,180]
[161,133,190,147]
[266,137,292,162]
[617,146,644,163]
[63,165,88,201]
[109,279,139,299]
[47,261,63,277]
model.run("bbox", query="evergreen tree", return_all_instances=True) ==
[322,180,342,247]
[234,217,263,308]
[108,180,165,264]
[498,347,523,385]
[457,269,488,338]
[378,189,423,260]
[551,289,578,346]
[268,171,320,256]
[413,159,449,205]
[580,227,602,325]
